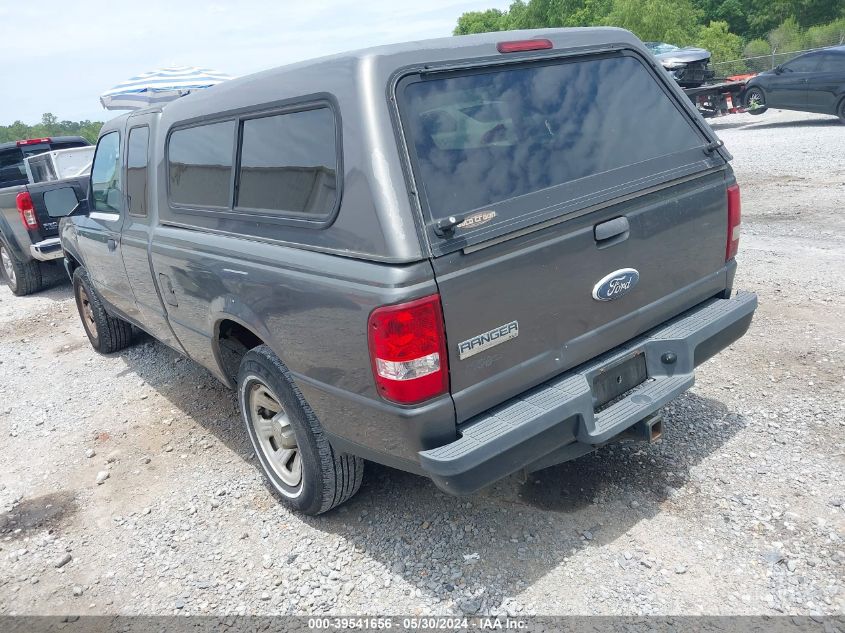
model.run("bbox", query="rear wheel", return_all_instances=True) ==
[238,345,363,515]
[0,243,43,296]
[745,87,768,115]
[72,267,133,353]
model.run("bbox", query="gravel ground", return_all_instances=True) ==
[0,108,843,617]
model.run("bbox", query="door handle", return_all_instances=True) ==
[594,216,630,246]
[107,238,117,252]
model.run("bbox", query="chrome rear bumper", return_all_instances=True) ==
[29,238,63,261]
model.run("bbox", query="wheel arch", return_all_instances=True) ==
[836,93,845,118]
[211,309,279,388]
[63,249,82,279]
[0,217,27,261]
[744,83,765,100]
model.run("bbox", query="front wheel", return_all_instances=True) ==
[0,243,42,296]
[238,345,363,515]
[72,267,133,353]
[745,87,768,115]
[837,98,845,124]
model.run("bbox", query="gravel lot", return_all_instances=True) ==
[0,108,843,617]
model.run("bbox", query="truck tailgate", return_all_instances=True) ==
[432,171,732,421]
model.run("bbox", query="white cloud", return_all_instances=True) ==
[1,0,511,123]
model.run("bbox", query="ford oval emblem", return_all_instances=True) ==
[592,268,640,301]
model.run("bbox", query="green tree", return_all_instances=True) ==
[454,8,508,34]
[744,0,799,39]
[696,20,744,73]
[742,37,773,72]
[0,114,103,144]
[713,0,747,36]
[512,0,613,28]
[805,17,845,48]
[793,0,845,30]
[602,0,702,44]
[743,38,771,56]
[452,0,845,55]
[767,16,804,53]
[454,0,615,34]
[696,20,743,61]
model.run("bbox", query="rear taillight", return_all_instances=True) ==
[368,294,449,404]
[16,192,38,230]
[726,183,741,261]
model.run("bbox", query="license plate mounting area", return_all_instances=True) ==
[592,352,649,412]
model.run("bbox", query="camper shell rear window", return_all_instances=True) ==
[397,51,715,250]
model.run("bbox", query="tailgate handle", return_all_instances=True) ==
[594,217,630,244]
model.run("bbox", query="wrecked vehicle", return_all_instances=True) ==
[646,42,716,87]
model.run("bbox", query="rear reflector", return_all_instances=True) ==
[497,39,553,54]
[17,138,51,146]
[16,191,38,230]
[368,294,449,404]
[726,183,741,261]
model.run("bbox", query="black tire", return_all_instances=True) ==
[745,87,768,115]
[0,242,43,296]
[837,98,845,124]
[238,344,363,515]
[72,267,133,354]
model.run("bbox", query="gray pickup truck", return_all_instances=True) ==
[0,137,90,295]
[61,28,757,514]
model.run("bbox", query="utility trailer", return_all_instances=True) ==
[684,76,754,118]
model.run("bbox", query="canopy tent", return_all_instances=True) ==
[99,66,233,110]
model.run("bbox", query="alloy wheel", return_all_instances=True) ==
[747,89,765,110]
[78,285,98,340]
[248,383,302,488]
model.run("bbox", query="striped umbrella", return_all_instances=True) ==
[100,66,233,110]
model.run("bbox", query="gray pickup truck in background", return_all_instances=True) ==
[0,137,90,295]
[61,27,757,515]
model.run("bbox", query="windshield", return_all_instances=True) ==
[399,54,704,222]
[646,42,680,55]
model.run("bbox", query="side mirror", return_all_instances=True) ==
[774,65,784,74]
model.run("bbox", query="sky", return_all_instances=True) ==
[0,0,513,125]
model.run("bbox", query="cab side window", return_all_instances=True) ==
[126,126,150,216]
[783,56,819,73]
[91,132,122,213]
[168,121,235,208]
[236,107,338,217]
[818,53,844,72]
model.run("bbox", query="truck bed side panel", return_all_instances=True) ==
[0,186,30,258]
[148,226,455,463]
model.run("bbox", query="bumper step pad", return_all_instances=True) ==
[419,292,757,493]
